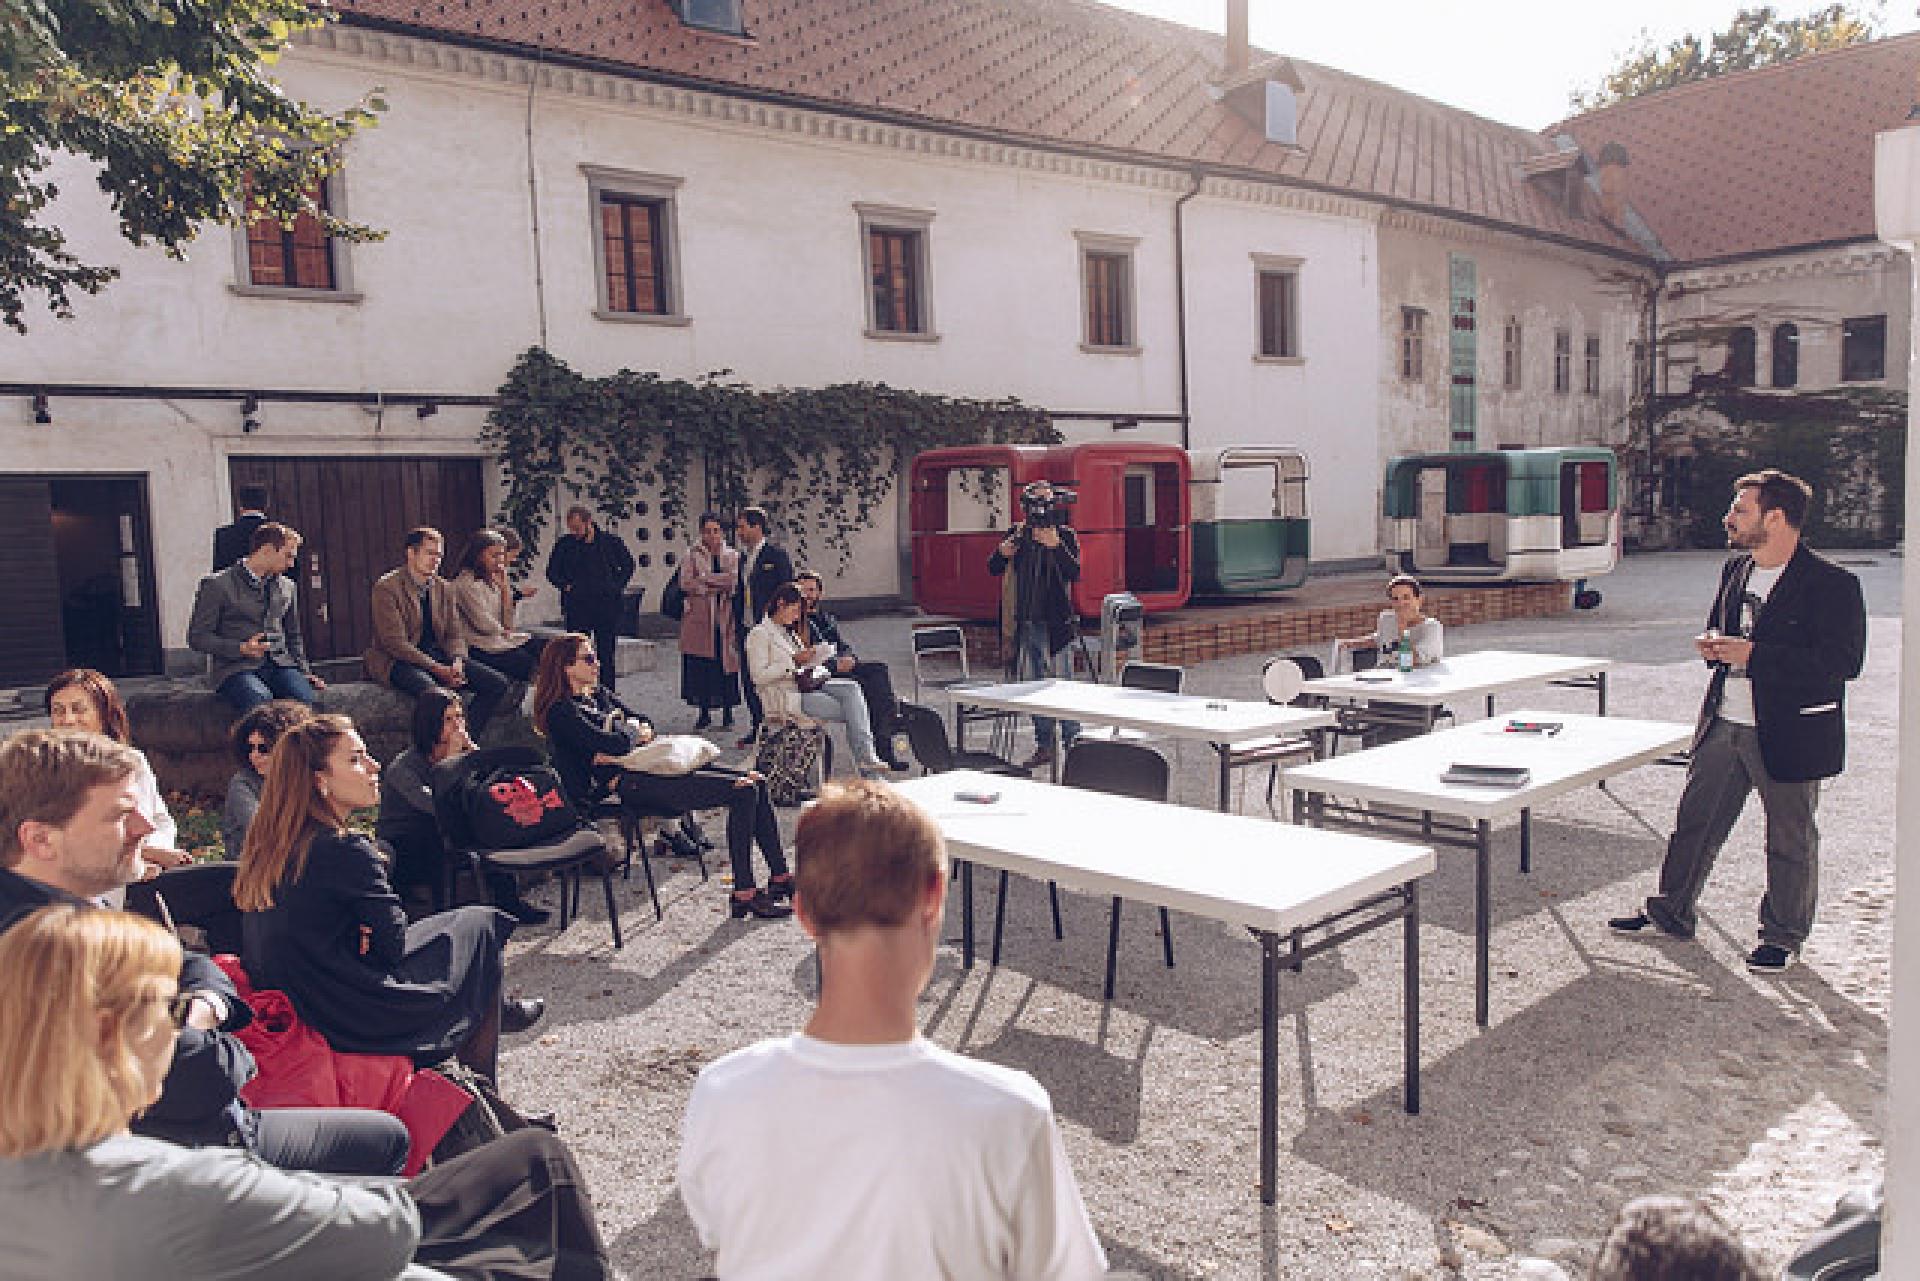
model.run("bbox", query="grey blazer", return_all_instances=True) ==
[187,563,312,690]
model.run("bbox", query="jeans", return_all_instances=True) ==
[217,664,317,711]
[467,636,546,683]
[1013,621,1080,748]
[799,678,882,769]
[389,655,511,734]
[1646,716,1822,950]
[251,1107,412,1177]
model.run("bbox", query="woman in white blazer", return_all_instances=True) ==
[745,583,888,777]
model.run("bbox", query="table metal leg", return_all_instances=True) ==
[1519,808,1532,874]
[1259,930,1280,1206]
[1159,907,1175,969]
[1475,819,1492,1027]
[1485,693,1495,718]
[1215,744,1232,813]
[991,869,1010,966]
[1048,883,1064,940]
[1597,670,1609,716]
[961,860,975,969]
[1104,897,1123,1001]
[1404,881,1421,1115]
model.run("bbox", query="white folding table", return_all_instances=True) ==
[1285,709,1689,1027]
[953,678,1334,810]
[896,770,1435,1205]
[1301,649,1613,736]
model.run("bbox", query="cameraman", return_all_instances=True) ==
[988,481,1082,771]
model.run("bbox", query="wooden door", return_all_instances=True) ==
[0,478,68,685]
[228,457,487,662]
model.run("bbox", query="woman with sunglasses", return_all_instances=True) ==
[237,715,543,1080]
[46,668,192,877]
[532,632,795,920]
[0,904,612,1279]
[222,699,315,860]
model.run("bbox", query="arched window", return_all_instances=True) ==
[1772,322,1799,388]
[1726,326,1756,386]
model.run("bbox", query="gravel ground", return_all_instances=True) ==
[500,549,1902,1279]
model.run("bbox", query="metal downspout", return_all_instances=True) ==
[1173,169,1204,450]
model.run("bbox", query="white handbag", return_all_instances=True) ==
[614,735,720,776]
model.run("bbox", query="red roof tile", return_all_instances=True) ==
[333,0,1643,256]
[1555,33,1920,265]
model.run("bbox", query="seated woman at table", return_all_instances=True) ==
[1335,574,1443,668]
[532,632,796,921]
[236,714,543,1080]
[745,584,889,777]
[0,904,611,1280]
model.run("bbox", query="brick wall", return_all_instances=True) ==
[954,581,1573,669]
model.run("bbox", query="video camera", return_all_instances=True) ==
[1019,483,1077,529]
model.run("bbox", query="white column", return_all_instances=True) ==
[1873,122,1920,1274]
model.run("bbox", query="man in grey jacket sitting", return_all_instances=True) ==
[187,522,327,711]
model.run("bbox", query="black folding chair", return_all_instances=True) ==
[1054,739,1176,1000]
[430,747,623,949]
[898,700,1025,777]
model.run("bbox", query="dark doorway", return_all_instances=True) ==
[0,475,163,686]
[228,457,487,662]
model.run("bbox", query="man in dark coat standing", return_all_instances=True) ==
[733,505,793,745]
[212,482,270,571]
[546,504,635,680]
[1609,469,1867,973]
[987,480,1083,771]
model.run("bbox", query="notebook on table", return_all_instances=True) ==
[1441,763,1531,788]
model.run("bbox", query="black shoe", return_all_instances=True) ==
[1747,943,1796,974]
[766,874,796,902]
[1607,910,1688,940]
[729,889,793,920]
[502,997,546,1034]
[694,710,713,730]
[680,815,716,850]
[523,1111,559,1133]
[501,896,553,927]
[663,828,703,859]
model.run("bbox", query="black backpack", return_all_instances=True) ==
[433,748,581,851]
[660,575,686,621]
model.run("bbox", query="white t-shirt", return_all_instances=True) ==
[678,1034,1108,1281]
[1718,562,1784,726]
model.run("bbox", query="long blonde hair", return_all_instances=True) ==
[235,715,354,911]
[0,906,181,1157]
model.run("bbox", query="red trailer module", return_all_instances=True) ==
[910,441,1190,619]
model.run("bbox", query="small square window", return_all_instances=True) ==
[1553,329,1572,394]
[1255,262,1300,359]
[1399,307,1426,381]
[1842,315,1886,382]
[857,205,935,339]
[585,167,686,324]
[1078,233,1139,353]
[233,171,354,298]
[1502,317,1522,390]
[1583,335,1602,396]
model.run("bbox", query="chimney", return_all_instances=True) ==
[1226,0,1249,77]
[1597,142,1630,227]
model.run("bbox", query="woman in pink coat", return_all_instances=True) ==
[679,512,743,729]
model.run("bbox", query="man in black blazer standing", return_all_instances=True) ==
[1610,469,1867,973]
[212,482,271,571]
[734,505,793,745]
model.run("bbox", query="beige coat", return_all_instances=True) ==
[745,616,815,723]
[364,567,470,685]
[678,543,740,672]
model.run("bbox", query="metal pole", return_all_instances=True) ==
[1260,930,1280,1205]
[1475,819,1492,1027]
[1404,883,1421,1115]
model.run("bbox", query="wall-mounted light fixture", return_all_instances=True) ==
[31,392,51,425]
[415,400,439,420]
[240,394,261,434]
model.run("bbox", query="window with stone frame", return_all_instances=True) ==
[858,204,936,339]
[1400,307,1427,381]
[1583,335,1602,395]
[1553,329,1571,394]
[1255,263,1300,359]
[241,173,338,292]
[1502,317,1522,389]
[1771,322,1799,388]
[1841,315,1886,382]
[1725,326,1756,386]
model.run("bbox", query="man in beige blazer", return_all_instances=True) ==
[365,527,510,733]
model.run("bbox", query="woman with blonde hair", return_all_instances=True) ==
[237,715,542,1079]
[0,905,612,1279]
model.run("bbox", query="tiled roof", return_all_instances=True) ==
[333,0,1643,257]
[1555,33,1920,265]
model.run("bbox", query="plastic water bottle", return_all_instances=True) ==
[1397,637,1414,674]
[891,729,911,763]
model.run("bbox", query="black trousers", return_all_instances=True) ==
[616,767,788,891]
[469,636,547,683]
[563,594,623,681]
[409,1129,611,1280]
[391,652,512,734]
[253,1107,411,1176]
[846,660,899,748]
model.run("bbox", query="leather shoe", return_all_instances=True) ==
[502,997,546,1034]
[522,1111,559,1133]
[766,874,796,902]
[664,828,704,859]
[729,889,794,920]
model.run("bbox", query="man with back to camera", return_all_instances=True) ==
[545,504,635,681]
[366,527,510,735]
[187,521,327,711]
[733,505,794,746]
[677,780,1108,1280]
[988,479,1083,771]
[0,727,411,1176]
[212,482,271,571]
[1608,469,1867,973]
